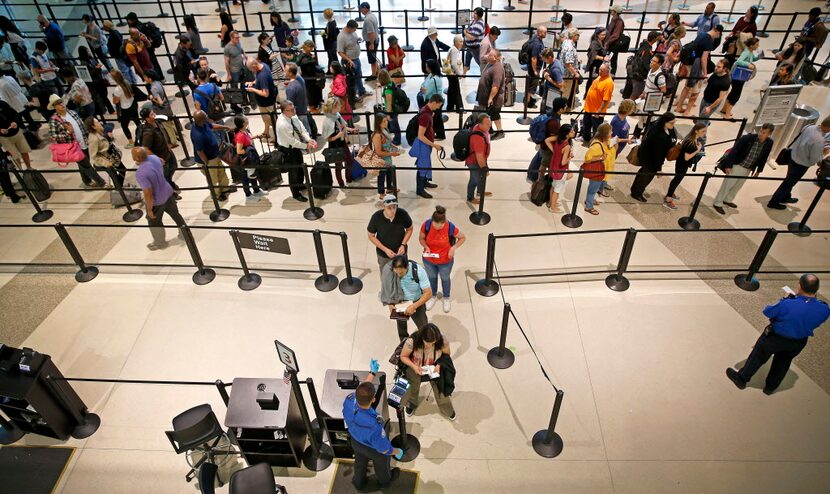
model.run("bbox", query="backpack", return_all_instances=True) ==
[194,86,224,121]
[392,85,410,113]
[503,61,514,83]
[140,21,163,49]
[405,115,420,146]
[529,113,552,144]
[424,219,457,245]
[453,129,486,162]
[518,40,532,65]
[680,41,697,66]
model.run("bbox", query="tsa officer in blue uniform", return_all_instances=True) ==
[343,359,404,489]
[727,274,830,394]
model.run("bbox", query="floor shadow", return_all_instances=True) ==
[427,314,471,361]
[753,195,801,223]
[733,358,800,392]
[418,438,455,466]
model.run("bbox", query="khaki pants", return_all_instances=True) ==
[402,366,455,416]
[162,120,178,146]
[202,157,230,195]
[260,105,275,137]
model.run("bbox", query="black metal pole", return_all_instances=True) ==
[54,223,99,282]
[734,228,778,291]
[287,0,299,24]
[605,228,637,292]
[203,161,230,222]
[469,167,491,225]
[312,229,339,292]
[168,2,182,36]
[532,389,564,458]
[305,377,325,441]
[160,32,176,76]
[561,169,584,228]
[523,0,535,35]
[230,229,261,290]
[451,0,462,34]
[487,302,516,368]
[106,167,143,222]
[215,379,230,406]
[307,0,317,38]
[517,72,533,125]
[758,0,779,38]
[505,0,515,12]
[156,0,169,17]
[788,178,828,237]
[303,163,324,220]
[291,370,333,471]
[678,172,711,230]
[417,0,428,22]
[475,233,500,296]
[338,231,363,295]
[9,165,53,223]
[179,225,216,285]
[779,13,799,51]
[402,10,414,51]
[239,0,253,37]
[390,406,420,461]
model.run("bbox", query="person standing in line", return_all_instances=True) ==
[768,117,830,210]
[722,7,758,66]
[368,194,413,274]
[284,63,313,135]
[624,31,660,101]
[478,27,501,74]
[463,7,486,74]
[145,70,178,146]
[581,64,613,143]
[337,20,366,102]
[540,48,565,110]
[320,96,356,188]
[275,101,317,202]
[476,50,506,140]
[233,115,266,204]
[193,68,226,121]
[0,73,36,129]
[798,7,828,59]
[80,14,112,71]
[526,26,547,109]
[399,324,456,419]
[0,100,33,170]
[446,36,465,113]
[420,206,466,313]
[386,35,405,83]
[720,37,760,120]
[630,112,678,202]
[183,14,207,55]
[322,9,339,73]
[359,2,380,81]
[726,274,830,395]
[85,116,126,188]
[110,69,141,148]
[371,112,401,199]
[381,255,433,340]
[134,146,187,251]
[30,41,63,96]
[674,25,723,116]
[559,29,581,110]
[59,67,96,120]
[246,58,277,142]
[342,359,403,490]
[548,124,575,213]
[465,113,491,205]
[191,110,234,201]
[124,28,154,81]
[696,59,731,129]
[298,40,324,112]
[218,12,234,48]
[712,123,774,214]
[409,94,445,198]
[257,33,287,96]
[223,31,247,114]
[47,95,106,188]
[682,2,721,33]
[102,21,135,85]
[173,34,198,92]
[139,104,181,196]
[378,69,402,146]
[632,55,668,139]
[125,12,164,80]
[582,123,614,216]
[605,5,625,75]
[37,15,68,68]
[584,28,607,96]
[420,59,445,141]
[663,123,706,211]
[420,27,451,75]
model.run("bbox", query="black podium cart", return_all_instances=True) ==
[224,377,307,467]
[319,369,389,458]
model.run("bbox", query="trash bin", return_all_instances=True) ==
[763,105,820,162]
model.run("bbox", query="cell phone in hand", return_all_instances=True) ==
[783,286,796,296]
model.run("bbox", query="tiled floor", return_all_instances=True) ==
[2,0,830,492]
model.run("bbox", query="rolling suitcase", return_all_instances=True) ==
[310,161,333,199]
[530,176,551,207]
[504,79,517,107]
[254,137,283,190]
[20,169,52,202]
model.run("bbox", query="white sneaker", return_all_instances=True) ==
[255,189,268,197]
[442,298,451,313]
[246,194,260,204]
[425,298,437,311]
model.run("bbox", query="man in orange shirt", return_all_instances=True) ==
[581,63,614,143]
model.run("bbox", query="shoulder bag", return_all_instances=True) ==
[581,142,607,181]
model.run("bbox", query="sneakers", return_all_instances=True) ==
[147,241,169,251]
[417,191,433,199]
[725,368,747,390]
[254,189,268,197]
[767,202,786,210]
[405,404,416,417]
[424,181,438,189]
[448,411,457,421]
[246,194,260,204]
[491,131,505,140]
[631,194,647,203]
[442,298,451,313]
[663,199,678,210]
[426,298,437,311]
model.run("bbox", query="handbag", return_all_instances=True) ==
[731,65,754,82]
[580,142,606,181]
[356,144,387,175]
[50,141,85,165]
[132,84,148,102]
[627,144,641,166]
[666,143,682,161]
[322,146,347,164]
[775,128,806,166]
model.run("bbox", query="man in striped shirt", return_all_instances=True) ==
[463,7,486,74]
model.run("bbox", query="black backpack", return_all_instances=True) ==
[392,85,410,113]
[405,115,420,146]
[518,40,532,65]
[194,86,224,121]
[140,21,163,49]
[680,41,697,66]
[452,129,486,162]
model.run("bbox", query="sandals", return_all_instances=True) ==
[584,208,599,215]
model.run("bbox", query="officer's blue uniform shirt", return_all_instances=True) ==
[763,295,830,339]
[343,393,393,454]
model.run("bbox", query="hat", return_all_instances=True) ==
[388,35,398,44]
[177,34,191,43]
[610,4,623,14]
[359,2,370,9]
[139,103,154,120]
[46,94,63,110]
[382,194,398,206]
[428,26,438,36]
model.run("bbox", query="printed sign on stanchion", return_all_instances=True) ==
[751,84,802,127]
[642,92,663,113]
[456,10,471,27]
[236,232,292,254]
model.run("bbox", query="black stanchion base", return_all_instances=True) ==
[757,31,769,38]
[209,208,231,222]
[116,21,127,27]
[0,424,26,445]
[470,211,491,225]
[32,209,54,223]
[303,206,324,220]
[504,5,517,11]
[605,274,630,292]
[787,221,812,237]
[70,413,101,439]
[561,214,583,229]
[122,209,144,223]
[678,216,701,230]
[238,273,262,291]
[390,434,421,462]
[451,28,462,34]
[288,17,300,23]
[167,68,174,74]
[402,45,414,51]
[734,274,760,291]
[75,266,99,283]
[180,158,197,168]
[517,116,533,125]
[441,114,449,123]
[192,268,217,286]
[158,12,169,17]
[487,347,515,369]
[175,90,190,98]
[315,274,340,292]
[417,16,429,22]
[339,277,364,295]
[242,32,254,37]
[531,430,564,458]
[474,279,500,297]
[302,444,334,471]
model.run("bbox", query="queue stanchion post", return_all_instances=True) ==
[160,31,176,76]
[487,303,516,369]
[474,233,500,297]
[307,0,317,38]
[561,169,584,228]
[779,13,798,52]
[517,72,533,125]
[202,160,230,223]
[287,0,300,24]
[287,369,333,472]
[451,0,462,34]
[734,228,777,291]
[107,168,144,223]
[469,167,491,225]
[304,377,325,443]
[168,2,182,36]
[605,228,637,291]
[54,223,99,282]
[788,177,828,237]
[550,0,561,23]
[239,0,254,37]
[179,225,216,285]
[229,229,261,291]
[344,0,354,10]
[523,0,535,35]
[32,0,44,16]
[156,0,169,17]
[215,379,230,407]
[9,165,54,223]
[505,0,516,12]
[532,389,565,458]
[391,406,420,462]
[0,414,25,445]
[312,229,339,292]
[678,171,710,230]
[302,162,324,221]
[622,0,632,12]
[427,0,436,11]
[417,0,429,22]
[722,0,737,24]
[172,117,196,168]
[111,1,128,26]
[403,11,414,51]
[758,0,778,37]
[640,0,652,24]
[676,0,689,10]
[338,231,364,295]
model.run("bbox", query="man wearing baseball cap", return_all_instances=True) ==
[367,194,413,276]
[139,104,180,198]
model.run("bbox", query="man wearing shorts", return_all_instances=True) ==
[0,100,33,169]
[477,50,506,140]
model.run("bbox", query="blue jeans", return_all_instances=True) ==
[416,173,428,194]
[241,168,260,196]
[377,166,393,194]
[389,114,401,145]
[352,58,366,96]
[584,179,604,209]
[423,259,454,297]
[115,58,136,84]
[467,166,483,201]
[464,48,480,69]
